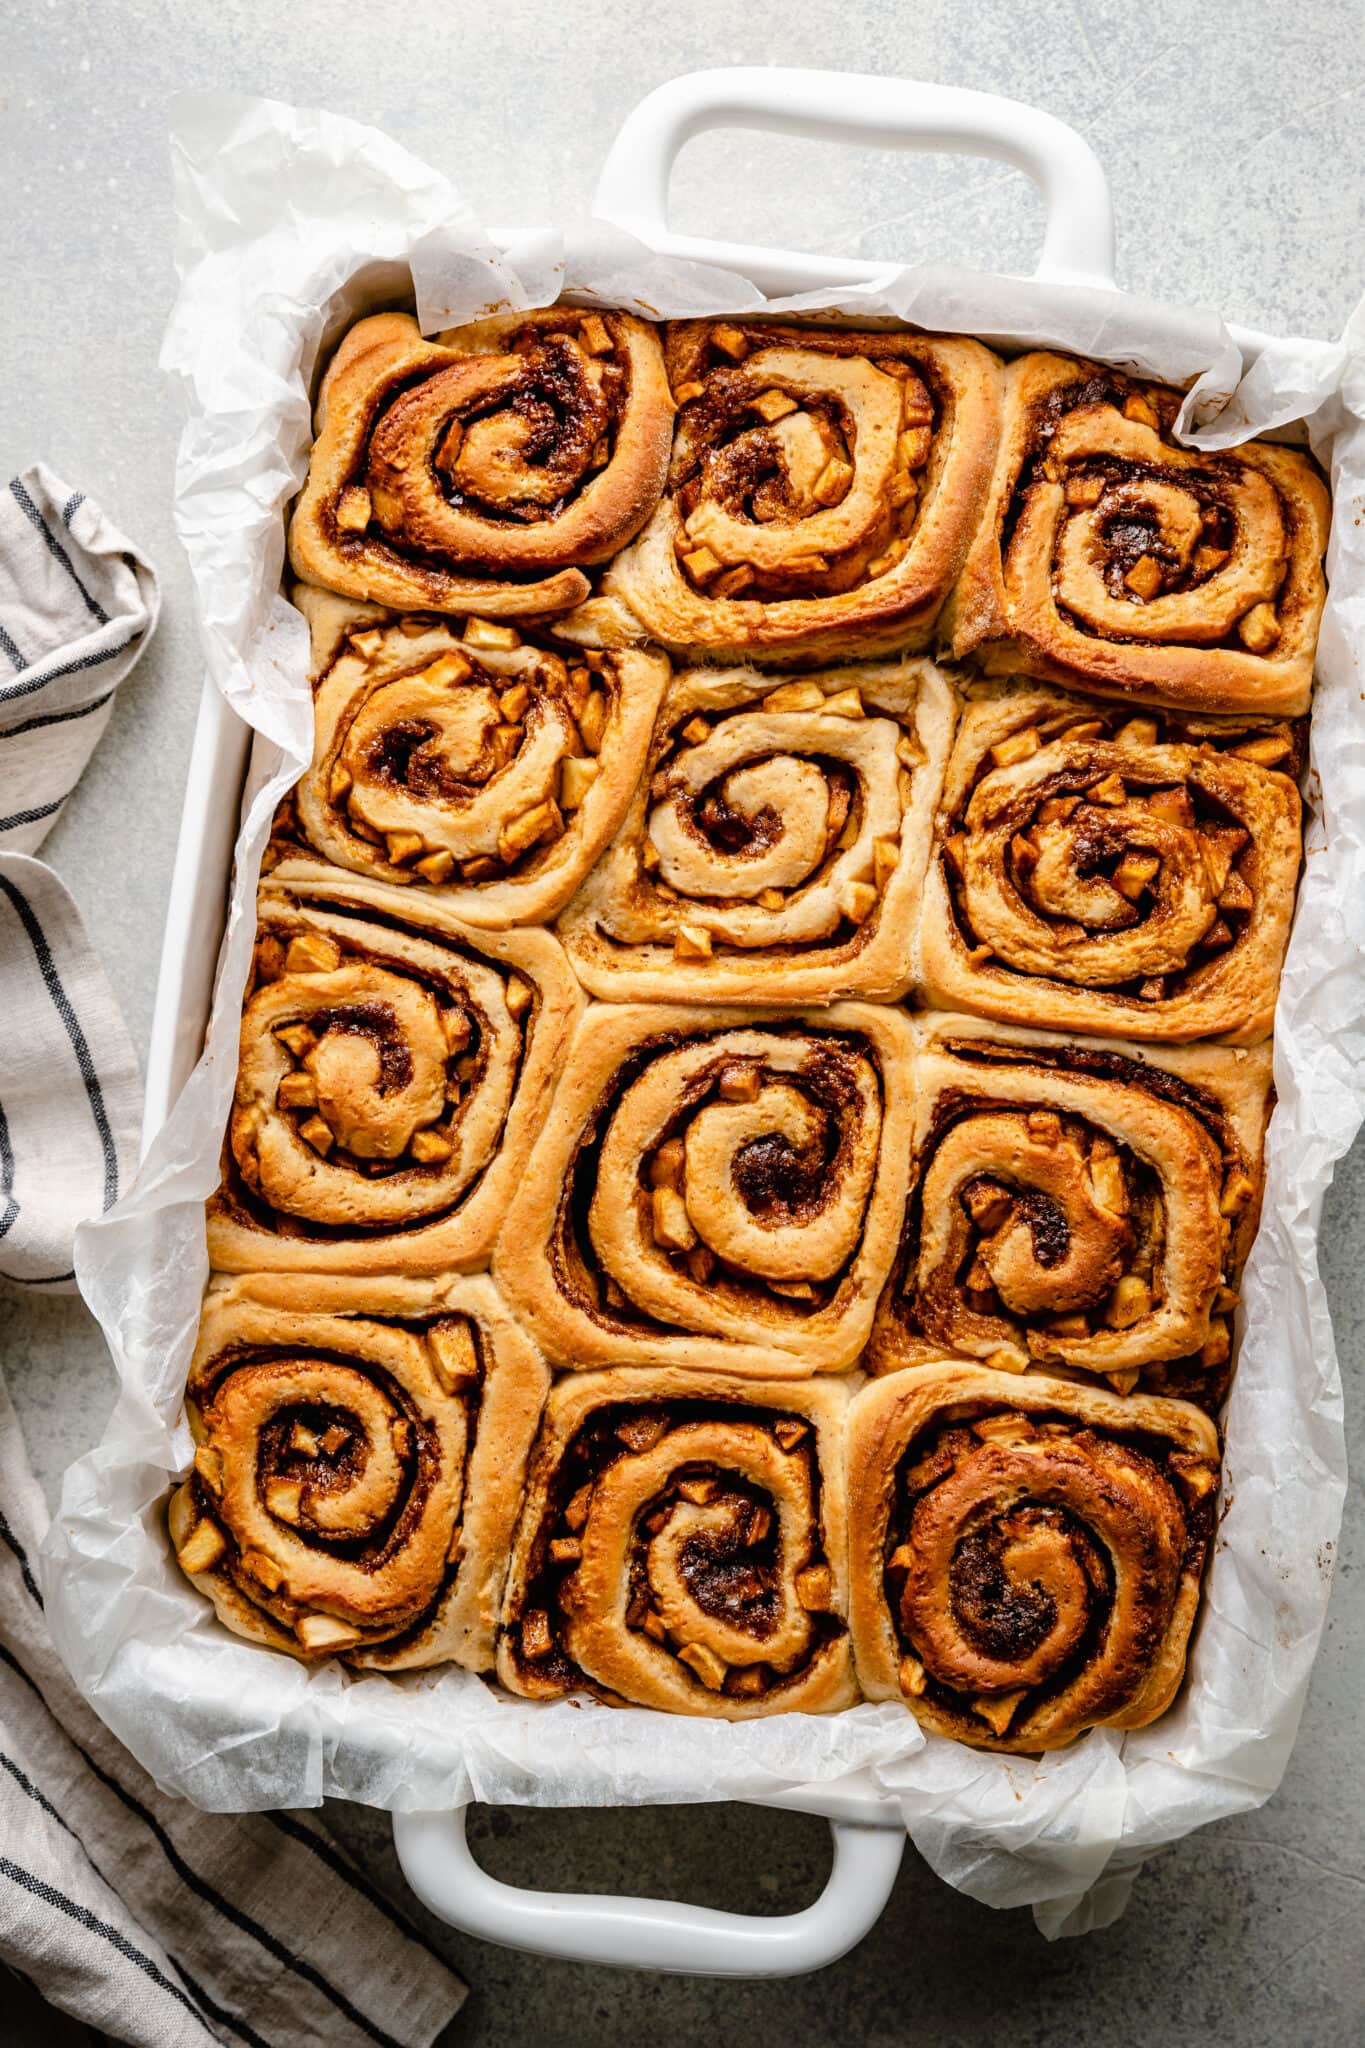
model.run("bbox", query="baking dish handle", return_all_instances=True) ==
[594,66,1116,290]
[392,1804,905,1977]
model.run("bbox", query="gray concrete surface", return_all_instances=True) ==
[3,2,1363,2042]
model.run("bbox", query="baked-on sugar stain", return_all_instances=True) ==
[679,1542,775,1636]
[313,1002,413,1093]
[695,784,783,856]
[366,718,439,788]
[733,1128,828,1218]
[944,1506,1103,1660]
[1008,1187,1071,1269]
[506,339,606,462]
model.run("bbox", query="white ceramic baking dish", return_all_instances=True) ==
[142,68,1341,1977]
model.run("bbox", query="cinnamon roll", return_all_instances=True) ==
[288,308,673,618]
[497,1369,855,1716]
[871,1015,1272,1406]
[206,883,583,1275]
[846,1363,1220,1750]
[918,681,1304,1042]
[946,352,1330,715]
[169,1273,549,1668]
[493,1003,916,1376]
[569,320,1001,663]
[268,586,668,927]
[559,656,956,1002]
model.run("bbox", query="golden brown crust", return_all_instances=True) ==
[945,352,1330,715]
[574,320,1002,663]
[205,880,583,1275]
[496,1368,856,1716]
[169,1272,549,1670]
[917,679,1304,1043]
[287,309,674,617]
[493,1001,917,1376]
[171,309,1312,1743]
[846,1363,1219,1751]
[270,586,669,927]
[870,1014,1272,1407]
[558,656,956,1001]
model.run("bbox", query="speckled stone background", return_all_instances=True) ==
[3,3,1364,2043]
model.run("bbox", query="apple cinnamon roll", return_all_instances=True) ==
[847,1363,1219,1750]
[497,1369,855,1716]
[871,1016,1272,1406]
[918,681,1304,1043]
[946,352,1330,715]
[494,1003,916,1376]
[559,656,955,1002]
[571,320,1001,663]
[206,884,583,1275]
[288,308,673,618]
[267,586,668,927]
[169,1273,549,1668]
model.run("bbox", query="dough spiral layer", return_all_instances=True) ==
[207,883,582,1274]
[946,352,1329,714]
[847,1363,1219,1749]
[288,309,673,618]
[493,1002,916,1376]
[170,301,1320,1748]
[169,1274,548,1669]
[559,656,955,1001]
[497,1369,855,1716]
[573,320,1001,662]
[918,681,1303,1042]
[270,586,668,927]
[871,1016,1271,1406]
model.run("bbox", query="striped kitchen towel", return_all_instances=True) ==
[0,466,152,1286]
[0,466,160,855]
[0,1377,466,2047]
